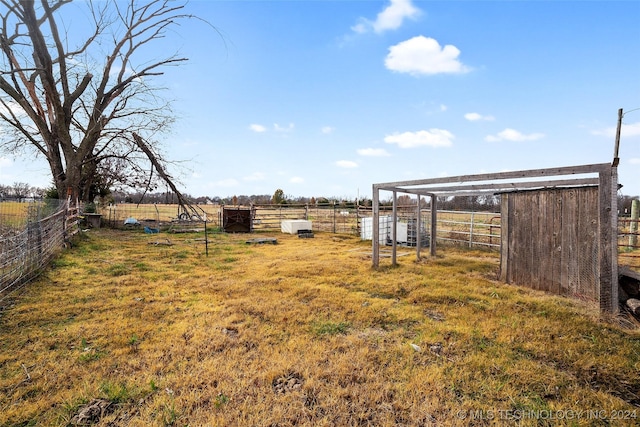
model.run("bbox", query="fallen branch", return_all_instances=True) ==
[147,239,173,246]
[21,363,31,381]
[9,363,32,391]
[168,228,204,234]
[133,133,204,221]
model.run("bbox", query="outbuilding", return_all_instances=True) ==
[371,163,619,313]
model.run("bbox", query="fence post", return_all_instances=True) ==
[205,218,209,257]
[469,211,475,248]
[333,202,336,234]
[26,222,36,275]
[630,199,639,249]
[416,197,421,260]
[63,200,68,242]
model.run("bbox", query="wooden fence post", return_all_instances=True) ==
[372,186,380,267]
[392,191,397,266]
[630,199,639,249]
[599,166,618,314]
[430,195,437,257]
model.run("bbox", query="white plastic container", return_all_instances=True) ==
[281,220,312,234]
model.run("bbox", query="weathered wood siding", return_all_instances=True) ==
[500,187,599,300]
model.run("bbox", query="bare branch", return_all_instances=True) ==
[0,0,217,201]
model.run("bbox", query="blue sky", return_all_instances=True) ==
[1,0,639,200]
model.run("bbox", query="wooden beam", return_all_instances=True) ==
[416,195,421,261]
[372,185,380,267]
[499,193,510,282]
[598,166,618,313]
[378,178,600,196]
[430,194,437,257]
[610,167,619,312]
[392,191,397,266]
[373,163,610,189]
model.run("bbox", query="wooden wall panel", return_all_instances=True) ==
[502,187,599,301]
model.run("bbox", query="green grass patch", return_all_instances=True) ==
[106,263,130,276]
[312,320,350,336]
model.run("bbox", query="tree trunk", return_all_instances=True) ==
[62,156,85,202]
[0,1,194,200]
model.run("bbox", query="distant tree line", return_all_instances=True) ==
[619,194,638,216]
[0,182,47,201]
[385,194,500,212]
[108,188,373,208]
[2,182,638,216]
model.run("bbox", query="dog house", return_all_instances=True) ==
[371,163,619,313]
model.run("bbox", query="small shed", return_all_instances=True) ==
[222,207,254,233]
[371,163,619,313]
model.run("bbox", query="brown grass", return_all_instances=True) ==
[1,229,639,426]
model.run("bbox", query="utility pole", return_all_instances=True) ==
[612,108,623,166]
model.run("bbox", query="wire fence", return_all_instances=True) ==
[97,202,502,247]
[618,217,640,270]
[619,218,640,250]
[0,199,77,303]
[99,203,366,234]
[362,208,502,250]
[1,198,637,302]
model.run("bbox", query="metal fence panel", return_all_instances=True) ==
[0,199,71,302]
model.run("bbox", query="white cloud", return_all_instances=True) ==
[352,0,421,34]
[321,126,335,134]
[384,129,454,148]
[290,176,304,184]
[357,148,391,157]
[485,128,545,142]
[629,158,640,165]
[385,36,470,76]
[622,122,640,137]
[373,0,421,33]
[249,124,267,133]
[274,123,294,133]
[439,104,448,112]
[465,112,495,121]
[243,172,265,182]
[592,121,640,138]
[351,22,368,34]
[336,160,358,168]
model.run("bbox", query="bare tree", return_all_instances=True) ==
[0,0,198,202]
[10,181,31,201]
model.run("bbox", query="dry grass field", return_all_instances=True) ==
[0,201,31,230]
[1,229,639,426]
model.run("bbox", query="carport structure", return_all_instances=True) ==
[371,163,619,313]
